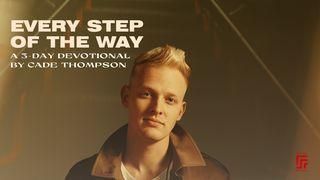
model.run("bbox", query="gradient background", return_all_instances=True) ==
[1,0,320,179]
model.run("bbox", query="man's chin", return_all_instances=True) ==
[140,129,169,142]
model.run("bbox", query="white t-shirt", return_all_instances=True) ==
[120,161,172,180]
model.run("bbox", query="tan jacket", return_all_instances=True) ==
[66,124,230,180]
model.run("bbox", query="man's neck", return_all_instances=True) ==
[122,129,171,180]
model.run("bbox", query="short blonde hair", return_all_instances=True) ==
[130,45,191,84]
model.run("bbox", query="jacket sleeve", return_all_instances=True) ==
[65,154,102,180]
[202,153,230,180]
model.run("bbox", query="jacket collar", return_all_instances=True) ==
[91,124,206,178]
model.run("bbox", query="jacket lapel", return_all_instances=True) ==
[91,124,206,179]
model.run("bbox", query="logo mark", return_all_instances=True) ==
[296,152,308,171]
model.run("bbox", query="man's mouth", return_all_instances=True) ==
[143,118,165,125]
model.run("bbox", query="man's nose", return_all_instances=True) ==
[150,97,164,115]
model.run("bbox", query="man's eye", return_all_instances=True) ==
[141,92,151,97]
[166,97,176,104]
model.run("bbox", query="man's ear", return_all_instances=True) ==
[121,85,130,107]
[177,101,187,121]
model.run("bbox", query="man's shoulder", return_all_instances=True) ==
[201,152,230,180]
[65,154,100,180]
[179,152,230,180]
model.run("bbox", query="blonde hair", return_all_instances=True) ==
[130,45,191,84]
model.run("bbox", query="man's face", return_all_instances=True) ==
[122,65,187,142]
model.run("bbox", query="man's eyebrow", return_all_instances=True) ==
[165,92,178,97]
[137,86,157,93]
[138,85,153,90]
[138,86,180,98]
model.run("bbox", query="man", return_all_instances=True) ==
[66,45,230,180]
